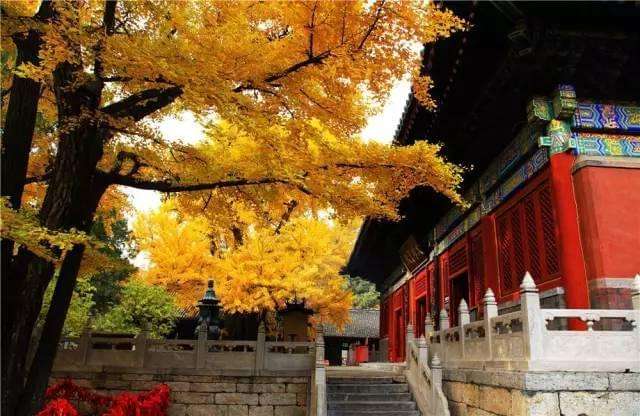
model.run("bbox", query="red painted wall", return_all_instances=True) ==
[573,166,640,282]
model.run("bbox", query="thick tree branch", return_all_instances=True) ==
[100,171,312,194]
[274,200,298,235]
[98,74,179,86]
[110,150,148,177]
[357,0,386,50]
[307,2,318,59]
[100,85,183,121]
[233,50,331,93]
[265,50,332,83]
[94,0,117,79]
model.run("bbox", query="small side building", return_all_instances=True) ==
[323,309,380,366]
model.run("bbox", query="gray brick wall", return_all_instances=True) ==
[50,370,308,416]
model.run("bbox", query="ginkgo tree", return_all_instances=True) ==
[134,200,358,328]
[1,1,465,414]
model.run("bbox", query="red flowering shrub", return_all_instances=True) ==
[38,379,171,416]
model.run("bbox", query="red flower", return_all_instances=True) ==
[40,380,171,416]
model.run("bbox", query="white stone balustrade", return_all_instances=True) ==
[426,272,640,372]
[54,322,317,376]
[406,325,449,416]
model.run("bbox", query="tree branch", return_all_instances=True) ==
[307,1,318,59]
[357,0,386,50]
[233,50,331,93]
[98,75,178,86]
[100,86,183,121]
[101,171,312,194]
[109,150,148,177]
[94,0,117,79]
[274,200,298,235]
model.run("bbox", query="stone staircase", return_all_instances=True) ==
[327,372,420,416]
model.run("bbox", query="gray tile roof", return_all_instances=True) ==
[324,309,379,338]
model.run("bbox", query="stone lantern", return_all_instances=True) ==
[196,279,221,340]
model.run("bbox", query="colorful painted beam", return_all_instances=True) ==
[573,103,640,132]
[424,85,639,258]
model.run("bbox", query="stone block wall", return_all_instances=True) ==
[50,369,308,416]
[442,369,640,416]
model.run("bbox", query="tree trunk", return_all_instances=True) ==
[1,5,55,412]
[3,56,107,414]
[18,246,85,416]
[18,172,108,416]
[0,1,53,209]
[2,251,54,416]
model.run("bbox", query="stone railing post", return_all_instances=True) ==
[458,299,469,360]
[520,272,544,366]
[439,309,449,331]
[405,324,415,368]
[632,274,640,311]
[483,288,497,361]
[135,322,150,368]
[406,323,415,353]
[438,309,449,364]
[255,322,266,375]
[418,336,428,365]
[458,299,470,326]
[78,325,91,365]
[431,354,443,405]
[314,324,327,416]
[424,314,434,340]
[196,321,208,369]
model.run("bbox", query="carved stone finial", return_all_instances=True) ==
[424,314,433,325]
[439,309,448,319]
[633,274,640,295]
[483,288,496,304]
[432,354,441,367]
[418,336,427,347]
[458,299,469,313]
[520,271,538,293]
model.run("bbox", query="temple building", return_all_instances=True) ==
[347,1,640,365]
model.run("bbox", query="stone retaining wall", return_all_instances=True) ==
[442,369,640,416]
[50,369,308,416]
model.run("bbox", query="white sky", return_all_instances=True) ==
[123,79,413,213]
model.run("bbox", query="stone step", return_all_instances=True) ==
[328,377,404,384]
[328,401,417,411]
[327,383,409,394]
[328,411,420,416]
[328,393,412,402]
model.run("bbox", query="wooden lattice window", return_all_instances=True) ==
[414,272,427,297]
[495,178,560,296]
[449,243,468,276]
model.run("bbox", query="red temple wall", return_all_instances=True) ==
[573,165,640,308]
[379,163,640,362]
